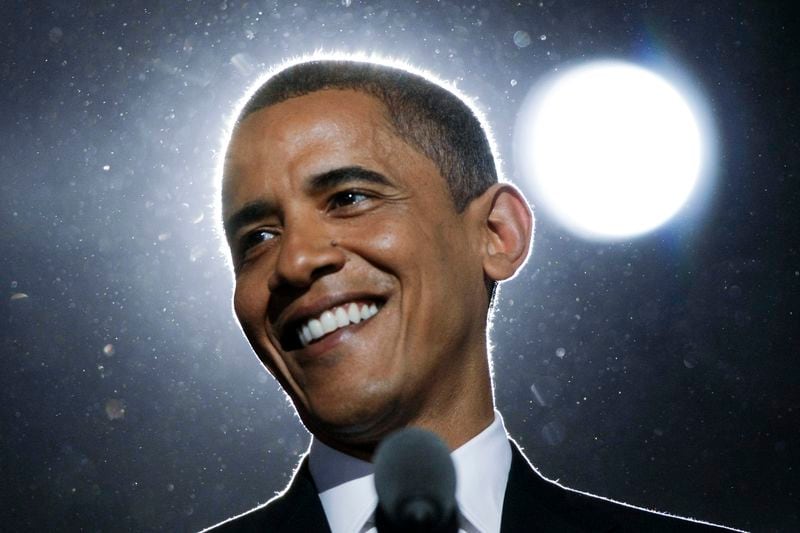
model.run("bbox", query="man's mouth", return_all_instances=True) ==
[293,301,381,348]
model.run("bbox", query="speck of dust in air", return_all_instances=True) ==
[104,398,126,421]
[513,30,532,48]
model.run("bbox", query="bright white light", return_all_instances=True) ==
[515,60,707,239]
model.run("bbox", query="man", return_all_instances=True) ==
[205,58,735,532]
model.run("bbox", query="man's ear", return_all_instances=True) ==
[470,183,534,282]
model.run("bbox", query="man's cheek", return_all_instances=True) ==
[354,218,408,252]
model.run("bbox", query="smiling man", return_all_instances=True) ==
[205,59,733,533]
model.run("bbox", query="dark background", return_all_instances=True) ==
[2,1,797,531]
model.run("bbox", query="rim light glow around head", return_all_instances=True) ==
[515,60,712,240]
[213,51,505,268]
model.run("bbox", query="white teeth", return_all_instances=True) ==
[295,301,381,346]
[348,302,361,324]
[320,311,337,333]
[335,307,350,327]
[308,319,324,339]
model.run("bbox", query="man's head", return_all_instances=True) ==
[234,59,499,212]
[220,59,533,456]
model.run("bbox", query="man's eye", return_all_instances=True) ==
[329,190,369,209]
[241,229,276,252]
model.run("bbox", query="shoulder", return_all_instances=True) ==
[504,439,742,532]
[200,492,297,533]
[201,456,331,533]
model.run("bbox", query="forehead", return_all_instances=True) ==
[222,89,408,210]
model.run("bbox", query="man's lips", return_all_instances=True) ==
[296,301,379,347]
[276,293,385,351]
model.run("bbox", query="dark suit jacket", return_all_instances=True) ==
[204,440,735,532]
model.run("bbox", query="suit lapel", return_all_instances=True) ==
[500,441,567,532]
[273,457,333,533]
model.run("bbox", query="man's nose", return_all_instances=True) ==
[267,224,346,291]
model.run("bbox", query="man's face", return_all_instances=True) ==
[223,90,490,446]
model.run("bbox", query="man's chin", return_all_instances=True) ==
[297,396,407,452]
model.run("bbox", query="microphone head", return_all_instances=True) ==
[373,427,457,533]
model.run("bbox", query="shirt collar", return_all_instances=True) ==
[309,437,377,533]
[308,412,512,533]
[451,412,512,533]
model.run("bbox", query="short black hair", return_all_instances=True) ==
[234,59,499,212]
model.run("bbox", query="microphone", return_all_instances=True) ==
[373,427,459,533]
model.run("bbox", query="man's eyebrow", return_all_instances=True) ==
[224,200,277,240]
[306,166,392,193]
[224,167,390,239]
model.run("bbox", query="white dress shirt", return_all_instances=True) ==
[308,412,512,533]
